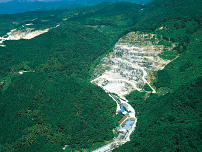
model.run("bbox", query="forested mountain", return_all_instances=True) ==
[114,0,202,151]
[0,2,143,151]
[0,0,152,14]
[0,0,201,151]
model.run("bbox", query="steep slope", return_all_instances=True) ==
[0,10,63,36]
[114,0,202,151]
[0,2,144,151]
[0,73,117,151]
[91,32,173,97]
[0,0,201,151]
[114,77,202,152]
[0,19,120,150]
[91,31,175,151]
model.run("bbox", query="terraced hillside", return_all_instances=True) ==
[91,32,174,98]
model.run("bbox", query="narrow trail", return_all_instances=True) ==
[114,57,156,93]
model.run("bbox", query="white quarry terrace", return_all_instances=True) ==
[91,32,174,152]
[0,28,49,47]
[0,23,60,47]
[91,32,173,98]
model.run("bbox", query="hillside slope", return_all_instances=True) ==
[0,2,144,151]
[0,0,201,151]
[114,0,202,151]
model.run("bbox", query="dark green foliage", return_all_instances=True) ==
[0,2,143,79]
[1,0,202,151]
[142,83,153,92]
[135,0,202,54]
[155,29,202,91]
[0,2,144,151]
[0,73,116,151]
[114,0,202,151]
[115,77,202,152]
[125,90,147,109]
[0,10,63,36]
[155,70,171,88]
[0,22,112,80]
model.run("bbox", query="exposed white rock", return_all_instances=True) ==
[91,32,174,152]
[25,23,34,26]
[56,24,60,27]
[18,71,29,75]
[7,28,49,40]
[91,32,173,97]
[0,28,49,46]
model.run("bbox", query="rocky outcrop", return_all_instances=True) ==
[0,28,49,47]
[91,32,173,98]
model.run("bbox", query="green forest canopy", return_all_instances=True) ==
[114,0,202,151]
[0,0,202,151]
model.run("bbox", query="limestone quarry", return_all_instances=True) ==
[0,28,49,47]
[91,32,175,151]
[91,32,173,98]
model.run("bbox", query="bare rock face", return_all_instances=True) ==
[5,28,49,40]
[0,28,49,47]
[91,32,173,98]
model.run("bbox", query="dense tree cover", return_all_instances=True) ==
[0,72,117,151]
[0,2,145,79]
[155,30,202,90]
[0,2,144,151]
[0,0,202,151]
[65,1,145,49]
[134,0,202,53]
[115,77,202,152]
[134,0,202,30]
[114,0,202,151]
[0,10,63,36]
[0,22,112,79]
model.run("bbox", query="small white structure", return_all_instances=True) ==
[129,113,136,120]
[119,128,127,133]
[122,111,128,115]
